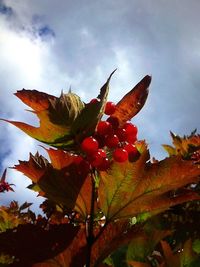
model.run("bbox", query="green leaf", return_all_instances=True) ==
[71,70,116,141]
[193,239,200,254]
[99,141,200,221]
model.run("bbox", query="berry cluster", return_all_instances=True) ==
[79,100,139,171]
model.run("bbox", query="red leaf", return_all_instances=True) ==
[111,75,151,126]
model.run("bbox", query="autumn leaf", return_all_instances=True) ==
[163,132,200,157]
[0,223,80,267]
[71,70,116,141]
[1,90,85,149]
[0,169,14,193]
[98,141,200,221]
[128,261,150,267]
[32,227,87,267]
[1,72,116,150]
[111,75,151,126]
[126,228,171,264]
[14,148,92,216]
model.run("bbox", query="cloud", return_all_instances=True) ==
[0,0,200,208]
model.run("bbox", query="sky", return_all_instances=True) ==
[0,0,200,210]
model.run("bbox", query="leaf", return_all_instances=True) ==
[128,261,150,267]
[19,202,32,211]
[71,70,116,140]
[98,141,200,221]
[163,132,200,157]
[0,223,80,266]
[160,240,180,267]
[126,228,171,263]
[91,220,144,267]
[13,152,49,183]
[0,207,22,232]
[180,239,197,267]
[111,75,151,126]
[192,239,200,254]
[1,89,85,149]
[14,149,91,215]
[32,227,87,267]
[0,170,7,183]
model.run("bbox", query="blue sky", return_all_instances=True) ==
[0,0,200,208]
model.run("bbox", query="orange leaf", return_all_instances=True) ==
[163,132,200,157]
[160,240,180,267]
[1,89,84,149]
[112,75,151,126]
[91,221,144,267]
[14,149,91,213]
[99,142,200,221]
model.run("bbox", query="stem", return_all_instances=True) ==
[86,169,96,267]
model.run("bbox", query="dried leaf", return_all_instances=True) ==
[112,75,151,126]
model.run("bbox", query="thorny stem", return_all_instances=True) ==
[86,169,96,267]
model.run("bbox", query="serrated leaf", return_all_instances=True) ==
[163,132,200,157]
[1,89,85,149]
[111,75,151,126]
[99,141,200,221]
[0,208,23,232]
[71,70,116,140]
[14,149,91,215]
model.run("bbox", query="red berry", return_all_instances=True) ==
[96,121,113,135]
[106,116,119,129]
[81,136,99,155]
[105,101,116,115]
[73,155,84,165]
[123,122,138,143]
[98,157,111,171]
[124,122,138,136]
[90,98,100,104]
[105,134,119,148]
[91,149,107,167]
[124,143,139,162]
[115,127,127,142]
[113,148,128,162]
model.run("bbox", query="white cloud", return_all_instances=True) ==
[0,0,200,209]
